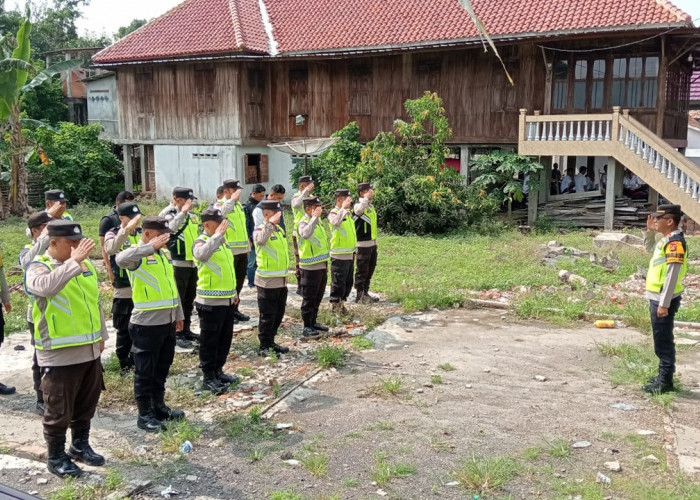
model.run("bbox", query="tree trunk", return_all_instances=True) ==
[9,104,29,216]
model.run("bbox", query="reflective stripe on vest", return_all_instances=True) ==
[177,214,200,261]
[225,202,249,249]
[297,216,330,266]
[255,224,290,278]
[31,256,102,351]
[645,233,687,294]
[194,234,237,300]
[128,245,179,312]
[330,208,357,256]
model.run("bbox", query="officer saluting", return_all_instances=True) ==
[253,200,290,354]
[354,182,379,304]
[328,189,357,313]
[192,208,239,395]
[25,220,106,478]
[116,216,186,432]
[44,189,73,221]
[297,196,330,336]
[103,203,142,376]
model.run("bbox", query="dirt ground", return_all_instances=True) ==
[0,287,698,499]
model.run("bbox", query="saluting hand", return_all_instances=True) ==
[181,199,193,214]
[270,211,282,225]
[125,214,141,234]
[646,214,656,232]
[312,206,323,218]
[232,189,242,202]
[342,197,352,210]
[150,233,171,251]
[215,219,229,236]
[47,201,63,218]
[71,238,95,263]
[307,182,315,193]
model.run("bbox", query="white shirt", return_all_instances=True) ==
[574,174,588,193]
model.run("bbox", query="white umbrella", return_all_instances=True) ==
[268,137,340,174]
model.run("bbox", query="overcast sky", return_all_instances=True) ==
[7,0,700,39]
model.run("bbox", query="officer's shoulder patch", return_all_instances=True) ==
[665,240,685,264]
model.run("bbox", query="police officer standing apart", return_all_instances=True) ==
[297,196,330,336]
[215,179,251,323]
[160,187,200,347]
[25,220,106,478]
[354,183,379,304]
[44,189,73,220]
[18,211,53,414]
[642,205,687,394]
[193,209,240,395]
[244,185,266,288]
[291,176,315,295]
[103,203,142,375]
[254,200,290,354]
[99,191,135,285]
[328,189,357,313]
[116,216,186,432]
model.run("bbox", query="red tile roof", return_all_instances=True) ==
[93,0,692,64]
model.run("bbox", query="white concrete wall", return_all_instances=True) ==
[154,145,296,203]
[86,75,119,139]
[686,126,700,168]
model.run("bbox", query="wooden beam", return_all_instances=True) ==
[656,36,667,137]
[605,157,619,230]
[139,144,147,191]
[123,145,133,192]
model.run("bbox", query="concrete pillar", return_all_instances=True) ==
[459,146,470,185]
[138,145,147,191]
[605,158,620,230]
[123,145,133,192]
[648,187,659,209]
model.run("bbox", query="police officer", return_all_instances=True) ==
[291,176,315,295]
[244,185,266,287]
[99,191,135,285]
[642,205,687,394]
[116,216,186,432]
[0,238,12,396]
[160,187,200,347]
[103,202,142,376]
[192,208,239,395]
[215,179,251,323]
[328,189,357,313]
[253,200,290,354]
[25,220,106,478]
[297,196,330,336]
[44,189,73,220]
[18,211,53,414]
[354,182,379,304]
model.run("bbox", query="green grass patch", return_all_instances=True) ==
[438,363,456,371]
[451,456,521,495]
[299,450,328,476]
[366,420,395,431]
[342,478,359,487]
[48,468,125,500]
[546,438,571,458]
[430,374,443,385]
[237,366,255,377]
[350,335,374,350]
[370,452,417,486]
[522,446,543,461]
[160,419,203,453]
[221,405,274,442]
[269,488,304,500]
[313,345,347,369]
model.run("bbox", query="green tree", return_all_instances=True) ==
[354,91,469,234]
[115,18,146,39]
[289,121,364,201]
[20,60,67,124]
[29,122,123,204]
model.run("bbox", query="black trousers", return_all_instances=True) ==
[196,303,235,373]
[28,321,42,401]
[257,286,287,348]
[129,322,176,402]
[650,296,681,380]
[41,358,102,441]
[112,297,134,365]
[174,266,198,334]
[330,258,354,303]
[300,267,327,327]
[355,245,378,294]
[233,253,248,311]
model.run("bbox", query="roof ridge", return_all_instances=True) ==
[257,0,278,56]
[654,0,691,23]
[228,0,246,50]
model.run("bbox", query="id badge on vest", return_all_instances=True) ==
[80,262,93,276]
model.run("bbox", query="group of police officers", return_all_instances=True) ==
[0,176,380,478]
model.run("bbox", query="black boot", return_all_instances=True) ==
[0,382,16,395]
[35,392,45,416]
[355,290,364,303]
[202,372,228,395]
[643,373,674,394]
[303,326,320,337]
[67,428,105,466]
[233,307,250,322]
[136,398,167,433]
[119,356,134,377]
[272,343,290,354]
[216,369,239,385]
[47,436,82,478]
[312,324,329,332]
[153,395,185,421]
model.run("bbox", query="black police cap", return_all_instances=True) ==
[172,187,195,199]
[117,202,141,218]
[298,176,313,184]
[357,182,372,193]
[302,196,322,207]
[260,200,282,212]
[222,179,242,190]
[46,220,84,240]
[141,216,172,233]
[28,211,52,229]
[201,208,224,223]
[335,189,350,198]
[45,189,66,202]
[651,204,682,217]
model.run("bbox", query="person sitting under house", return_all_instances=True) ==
[623,169,648,200]
[551,163,562,195]
[560,167,576,194]
[574,166,588,193]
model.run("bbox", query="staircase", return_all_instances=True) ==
[518,107,700,224]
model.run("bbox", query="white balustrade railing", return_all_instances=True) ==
[525,118,612,143]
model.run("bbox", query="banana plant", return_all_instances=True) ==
[0,16,83,217]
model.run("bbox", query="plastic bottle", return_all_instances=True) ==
[594,320,615,329]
